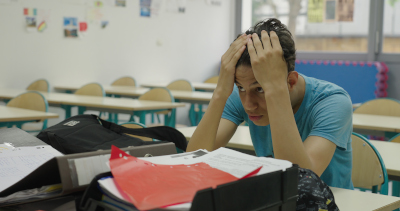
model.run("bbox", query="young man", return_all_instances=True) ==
[186,18,353,189]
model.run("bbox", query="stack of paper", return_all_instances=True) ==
[98,146,292,210]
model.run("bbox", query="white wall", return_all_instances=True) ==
[0,0,236,126]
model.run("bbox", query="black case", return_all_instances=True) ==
[78,165,299,211]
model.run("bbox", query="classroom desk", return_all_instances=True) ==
[55,85,213,126]
[0,105,59,127]
[331,187,400,211]
[353,113,400,133]
[177,126,254,151]
[140,81,217,91]
[370,140,400,181]
[0,88,185,126]
[54,85,213,104]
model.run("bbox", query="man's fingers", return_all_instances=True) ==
[230,45,246,66]
[269,31,283,52]
[251,33,264,54]
[224,34,248,62]
[261,30,272,51]
[247,38,257,63]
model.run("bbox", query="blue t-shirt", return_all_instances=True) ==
[222,74,354,189]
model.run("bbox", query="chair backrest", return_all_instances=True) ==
[111,76,136,87]
[7,91,48,112]
[166,79,194,91]
[75,83,105,97]
[354,98,400,117]
[204,76,219,84]
[389,133,400,143]
[139,88,174,103]
[26,79,50,92]
[121,122,153,142]
[351,132,388,193]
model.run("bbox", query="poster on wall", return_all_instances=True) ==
[307,0,324,23]
[115,0,126,7]
[337,0,354,22]
[140,0,151,17]
[64,17,78,38]
[23,8,37,32]
[25,17,36,32]
[166,0,186,13]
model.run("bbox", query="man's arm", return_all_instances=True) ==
[186,34,250,152]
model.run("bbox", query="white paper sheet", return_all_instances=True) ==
[0,145,63,192]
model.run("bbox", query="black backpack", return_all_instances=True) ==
[36,114,187,154]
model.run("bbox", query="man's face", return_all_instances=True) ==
[235,65,270,126]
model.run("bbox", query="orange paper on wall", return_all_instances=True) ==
[109,146,260,210]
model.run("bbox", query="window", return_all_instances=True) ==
[241,0,370,52]
[382,0,400,53]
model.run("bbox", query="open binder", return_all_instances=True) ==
[79,165,299,211]
[0,128,177,207]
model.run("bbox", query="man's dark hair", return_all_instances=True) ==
[235,18,296,73]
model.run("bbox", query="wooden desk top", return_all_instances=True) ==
[353,113,400,132]
[0,89,185,112]
[370,140,400,177]
[331,187,400,211]
[177,126,254,151]
[54,85,213,103]
[0,105,59,122]
[140,81,217,91]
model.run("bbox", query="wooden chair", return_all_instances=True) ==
[166,80,194,127]
[131,88,175,127]
[63,83,105,117]
[389,133,400,143]
[204,76,219,84]
[166,79,194,92]
[352,132,388,195]
[111,76,136,87]
[26,79,50,92]
[6,91,49,130]
[75,83,105,97]
[121,122,154,142]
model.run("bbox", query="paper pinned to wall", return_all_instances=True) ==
[307,0,323,23]
[64,17,78,38]
[36,9,51,32]
[115,0,126,7]
[205,0,221,6]
[166,0,186,13]
[140,0,151,17]
[337,0,354,22]
[86,7,103,23]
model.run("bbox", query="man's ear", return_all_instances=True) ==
[287,71,299,91]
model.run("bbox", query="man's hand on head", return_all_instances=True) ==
[247,30,288,92]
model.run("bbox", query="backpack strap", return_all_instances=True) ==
[97,117,187,151]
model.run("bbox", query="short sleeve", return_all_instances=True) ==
[221,86,245,126]
[308,93,353,150]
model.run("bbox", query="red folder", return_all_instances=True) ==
[109,146,260,210]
